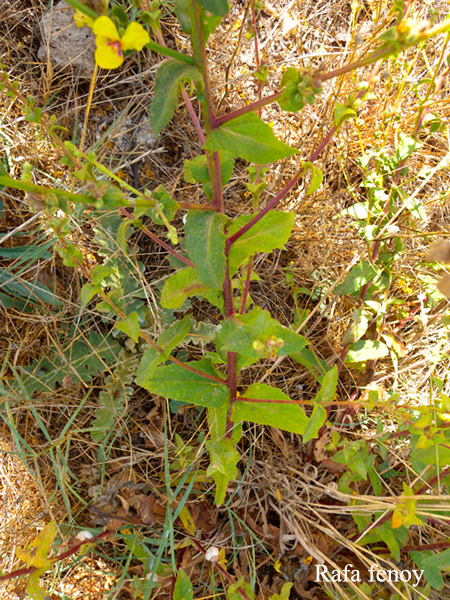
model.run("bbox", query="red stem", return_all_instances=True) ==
[181,87,206,144]
[0,530,112,583]
[119,208,194,268]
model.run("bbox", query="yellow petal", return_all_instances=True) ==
[121,21,150,51]
[95,43,123,69]
[93,16,120,40]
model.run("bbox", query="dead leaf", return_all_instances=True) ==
[127,494,166,524]
[321,458,346,474]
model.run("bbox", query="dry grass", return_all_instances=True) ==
[1,0,450,599]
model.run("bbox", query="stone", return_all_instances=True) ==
[37,1,96,78]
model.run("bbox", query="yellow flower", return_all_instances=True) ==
[93,16,150,69]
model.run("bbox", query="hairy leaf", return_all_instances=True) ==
[184,151,234,198]
[115,311,140,342]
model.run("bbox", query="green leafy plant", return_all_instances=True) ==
[2,0,450,597]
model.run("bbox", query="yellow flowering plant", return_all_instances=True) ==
[92,15,150,69]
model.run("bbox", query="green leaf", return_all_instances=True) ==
[185,211,227,289]
[395,132,421,164]
[228,211,295,275]
[334,103,357,128]
[11,332,121,397]
[197,0,229,16]
[314,364,338,403]
[345,340,389,363]
[291,347,329,383]
[140,358,228,408]
[92,349,137,442]
[334,440,371,480]
[334,260,380,295]
[135,315,192,387]
[80,283,99,306]
[161,267,223,310]
[200,11,222,40]
[206,436,240,505]
[411,549,450,591]
[216,307,308,370]
[184,152,234,198]
[173,569,193,600]
[115,311,141,342]
[338,201,370,220]
[174,0,192,33]
[0,269,62,307]
[232,383,308,434]
[226,577,255,600]
[149,59,201,136]
[302,403,327,443]
[269,582,293,600]
[150,185,179,224]
[359,522,407,562]
[204,113,298,164]
[91,264,114,285]
[303,161,323,196]
[302,366,337,442]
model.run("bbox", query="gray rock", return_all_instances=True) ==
[37,1,96,78]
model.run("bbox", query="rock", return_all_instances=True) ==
[37,0,96,78]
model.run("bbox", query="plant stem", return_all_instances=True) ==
[119,208,194,268]
[226,168,304,247]
[214,91,281,127]
[181,87,206,144]
[239,256,253,314]
[0,174,98,204]
[146,40,196,65]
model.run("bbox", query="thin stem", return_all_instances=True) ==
[181,87,206,144]
[0,174,98,204]
[146,40,196,65]
[119,208,194,268]
[226,352,238,436]
[215,91,281,127]
[0,530,112,583]
[239,256,253,314]
[212,151,224,212]
[190,1,222,212]
[226,169,304,247]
